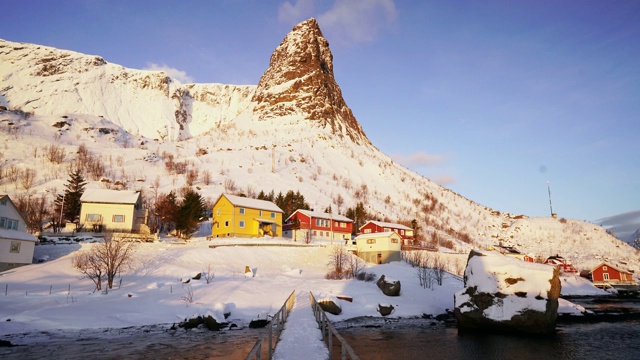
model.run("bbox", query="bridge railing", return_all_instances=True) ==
[309,292,360,360]
[245,290,296,360]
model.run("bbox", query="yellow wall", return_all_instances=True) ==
[211,196,282,238]
[80,202,135,232]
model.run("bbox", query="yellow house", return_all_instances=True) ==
[212,194,284,238]
[0,195,38,272]
[353,231,402,264]
[79,189,149,233]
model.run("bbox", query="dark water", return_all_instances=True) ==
[334,318,640,360]
[0,324,260,360]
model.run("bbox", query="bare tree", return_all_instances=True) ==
[44,144,66,164]
[224,178,236,193]
[73,248,105,291]
[201,170,212,186]
[19,168,37,192]
[186,169,199,186]
[203,263,215,284]
[327,245,349,276]
[73,236,135,290]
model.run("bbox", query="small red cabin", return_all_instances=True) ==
[590,262,636,289]
[544,255,578,274]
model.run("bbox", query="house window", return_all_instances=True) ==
[0,217,5,228]
[401,230,405,235]
[271,212,275,218]
[603,266,608,271]
[112,215,125,222]
[217,209,221,216]
[259,210,263,216]
[603,273,610,280]
[364,228,371,233]
[239,221,245,228]
[239,208,245,215]
[10,241,20,253]
[224,221,229,227]
[384,227,391,232]
[391,238,399,243]
[0,198,6,206]
[341,222,346,228]
[367,239,376,244]
[86,214,101,222]
[8,219,17,230]
[313,231,317,236]
[272,224,276,233]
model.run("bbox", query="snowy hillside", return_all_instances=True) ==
[0,18,638,273]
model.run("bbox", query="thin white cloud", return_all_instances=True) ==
[318,0,397,43]
[391,151,443,167]
[144,63,194,84]
[278,0,397,44]
[278,0,315,23]
[432,175,456,186]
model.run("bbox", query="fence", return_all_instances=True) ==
[245,290,296,360]
[309,292,359,360]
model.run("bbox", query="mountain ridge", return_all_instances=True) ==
[0,19,638,273]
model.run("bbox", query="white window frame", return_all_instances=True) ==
[239,208,245,215]
[239,220,245,228]
[86,214,101,222]
[10,241,20,253]
[603,273,610,280]
[112,215,125,223]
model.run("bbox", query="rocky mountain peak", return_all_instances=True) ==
[252,18,370,145]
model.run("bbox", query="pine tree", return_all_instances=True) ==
[55,168,87,225]
[176,189,205,239]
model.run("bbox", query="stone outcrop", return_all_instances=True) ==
[454,250,561,334]
[377,304,394,316]
[252,18,369,145]
[318,299,342,315]
[377,275,401,296]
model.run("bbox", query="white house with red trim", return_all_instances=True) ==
[359,220,414,245]
[544,255,578,274]
[0,195,38,272]
[283,209,353,243]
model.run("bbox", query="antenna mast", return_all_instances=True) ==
[547,181,555,218]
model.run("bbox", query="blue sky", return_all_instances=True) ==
[2,0,639,222]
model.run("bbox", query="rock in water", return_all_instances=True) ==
[454,250,561,334]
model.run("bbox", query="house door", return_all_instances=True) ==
[377,253,382,264]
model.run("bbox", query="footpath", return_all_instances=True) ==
[272,290,329,360]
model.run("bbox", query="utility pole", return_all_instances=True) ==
[547,181,555,218]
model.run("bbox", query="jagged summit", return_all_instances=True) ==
[252,18,369,145]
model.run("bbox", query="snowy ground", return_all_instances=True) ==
[0,232,608,357]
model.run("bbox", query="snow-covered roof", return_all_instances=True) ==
[360,220,412,231]
[0,228,38,242]
[219,194,283,213]
[287,209,352,223]
[80,189,140,204]
[354,231,400,239]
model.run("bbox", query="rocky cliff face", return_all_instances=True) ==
[251,18,369,145]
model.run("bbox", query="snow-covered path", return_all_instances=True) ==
[272,290,329,360]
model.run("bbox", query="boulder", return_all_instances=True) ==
[319,299,342,315]
[376,275,401,296]
[377,304,394,316]
[454,250,561,335]
[249,319,270,328]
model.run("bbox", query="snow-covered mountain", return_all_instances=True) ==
[595,210,640,249]
[0,18,638,272]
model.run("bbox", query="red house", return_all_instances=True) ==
[283,209,353,243]
[544,255,578,274]
[359,220,414,245]
[590,262,637,289]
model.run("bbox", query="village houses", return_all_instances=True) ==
[211,194,284,238]
[352,231,402,264]
[79,189,149,233]
[0,195,38,271]
[283,209,353,243]
[359,220,414,245]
